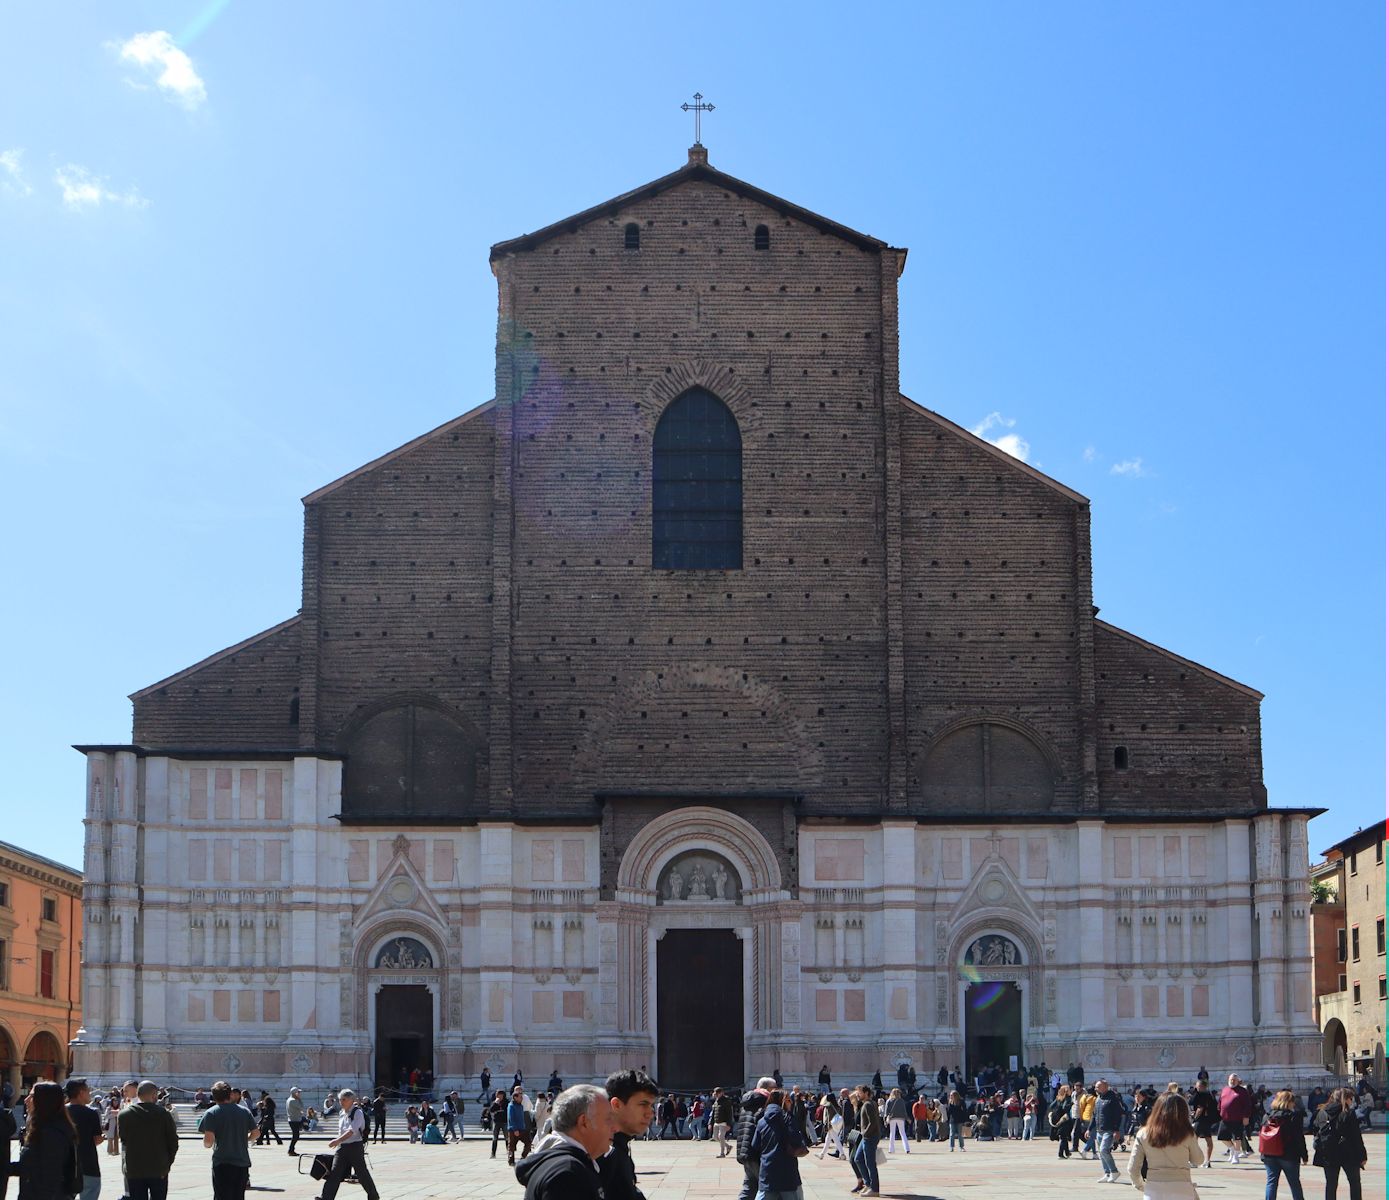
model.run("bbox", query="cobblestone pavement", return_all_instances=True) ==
[145,1131,1386,1200]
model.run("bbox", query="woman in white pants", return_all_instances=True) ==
[885,1088,911,1154]
[817,1091,845,1159]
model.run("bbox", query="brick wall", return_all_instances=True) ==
[1093,621,1265,812]
[133,618,302,748]
[126,163,1270,823]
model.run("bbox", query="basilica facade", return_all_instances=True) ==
[75,144,1321,1091]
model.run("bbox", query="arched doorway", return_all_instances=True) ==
[610,805,786,1088]
[366,936,439,1092]
[22,1031,64,1086]
[1323,1018,1348,1076]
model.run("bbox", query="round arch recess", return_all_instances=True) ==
[616,806,783,900]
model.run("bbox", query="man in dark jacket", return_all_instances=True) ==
[747,1091,807,1200]
[732,1079,774,1200]
[116,1082,178,1200]
[515,1085,611,1200]
[598,1069,657,1200]
[1093,1080,1124,1183]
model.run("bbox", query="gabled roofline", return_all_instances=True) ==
[899,394,1090,505]
[129,615,302,700]
[302,399,496,505]
[489,152,897,261]
[1095,619,1264,700]
[1320,819,1387,861]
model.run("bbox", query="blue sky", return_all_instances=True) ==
[0,2,1382,870]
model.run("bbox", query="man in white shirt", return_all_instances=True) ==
[319,1090,379,1200]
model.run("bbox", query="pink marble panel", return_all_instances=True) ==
[1116,985,1134,1019]
[263,990,281,1022]
[239,770,258,819]
[189,769,208,820]
[264,770,283,820]
[188,839,207,881]
[263,841,283,882]
[188,993,206,1022]
[212,839,231,882]
[815,989,837,1022]
[214,769,233,819]
[347,840,369,883]
[213,990,230,1021]
[942,838,963,880]
[1188,836,1207,876]
[532,839,555,882]
[1166,986,1184,1018]
[532,991,554,1024]
[1163,836,1181,876]
[562,990,584,1019]
[561,839,584,882]
[1191,984,1209,1017]
[1113,837,1132,879]
[433,842,453,883]
[843,989,866,1021]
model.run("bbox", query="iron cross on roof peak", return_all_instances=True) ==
[681,92,714,146]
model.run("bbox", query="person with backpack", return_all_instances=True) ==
[1258,1089,1308,1200]
[747,1090,808,1200]
[732,1080,773,1200]
[318,1090,378,1200]
[1313,1087,1367,1200]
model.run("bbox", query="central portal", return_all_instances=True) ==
[963,981,1023,1079]
[657,929,743,1089]
[374,985,433,1090]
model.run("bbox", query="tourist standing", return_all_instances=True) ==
[945,1090,969,1153]
[910,1094,929,1144]
[1188,1080,1217,1167]
[318,1091,379,1200]
[514,1085,611,1200]
[114,1084,176,1200]
[1126,1092,1203,1198]
[1313,1088,1367,1200]
[285,1089,304,1156]
[1022,1091,1038,1141]
[1258,1089,1307,1200]
[487,1091,507,1159]
[369,1092,386,1145]
[747,1090,807,1200]
[62,1080,103,1200]
[850,1084,881,1195]
[1093,1079,1124,1184]
[1217,1074,1254,1164]
[884,1089,909,1154]
[478,1069,492,1105]
[506,1087,533,1166]
[195,1082,259,1200]
[818,1066,832,1091]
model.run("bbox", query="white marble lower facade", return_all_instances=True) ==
[75,749,1322,1091]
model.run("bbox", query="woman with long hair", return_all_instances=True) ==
[1126,1091,1203,1199]
[1313,1087,1367,1200]
[1048,1084,1074,1159]
[1259,1089,1307,1200]
[944,1089,969,1153]
[17,1082,77,1200]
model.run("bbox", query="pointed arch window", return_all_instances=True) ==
[652,388,743,570]
[624,222,641,250]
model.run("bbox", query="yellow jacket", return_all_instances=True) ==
[1079,1094,1096,1122]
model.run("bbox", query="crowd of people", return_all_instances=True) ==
[0,1063,1377,1200]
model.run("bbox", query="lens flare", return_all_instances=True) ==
[967,981,1008,1011]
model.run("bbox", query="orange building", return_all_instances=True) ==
[0,840,82,1092]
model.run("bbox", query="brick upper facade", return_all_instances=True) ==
[129,148,1269,824]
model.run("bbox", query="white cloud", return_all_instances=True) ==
[0,149,32,196]
[1082,445,1096,463]
[53,164,148,211]
[970,412,1031,462]
[116,31,206,109]
[1110,458,1148,478]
